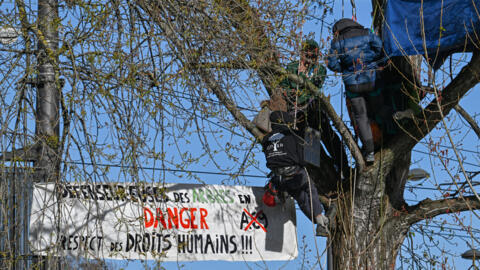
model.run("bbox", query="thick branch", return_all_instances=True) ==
[405,196,480,225]
[198,69,265,139]
[455,104,480,139]
[376,52,480,200]
[386,51,480,162]
[318,91,365,170]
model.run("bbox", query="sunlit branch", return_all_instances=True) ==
[196,68,265,139]
[405,196,480,226]
[455,104,480,139]
[386,51,480,164]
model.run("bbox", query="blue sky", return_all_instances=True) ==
[102,0,480,269]
[2,0,477,268]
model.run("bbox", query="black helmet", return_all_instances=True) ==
[332,18,364,34]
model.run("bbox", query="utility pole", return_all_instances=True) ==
[34,0,60,268]
[0,0,60,268]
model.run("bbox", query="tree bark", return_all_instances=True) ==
[331,153,411,270]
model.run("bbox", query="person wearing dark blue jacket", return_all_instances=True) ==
[327,18,383,163]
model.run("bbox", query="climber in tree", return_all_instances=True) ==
[262,111,329,237]
[327,19,385,163]
[279,39,327,134]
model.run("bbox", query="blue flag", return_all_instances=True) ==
[383,0,480,68]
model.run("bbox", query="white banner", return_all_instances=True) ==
[29,182,298,261]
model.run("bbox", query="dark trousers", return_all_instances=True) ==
[349,96,375,153]
[274,168,323,221]
[349,90,394,152]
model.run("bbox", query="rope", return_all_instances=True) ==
[341,83,346,176]
[293,5,304,132]
[305,167,324,269]
[350,0,357,21]
[370,2,378,32]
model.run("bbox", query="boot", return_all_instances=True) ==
[364,151,374,163]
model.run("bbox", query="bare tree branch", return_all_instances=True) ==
[216,0,280,96]
[318,90,366,170]
[384,51,480,165]
[405,196,480,225]
[455,104,480,139]
[197,68,265,139]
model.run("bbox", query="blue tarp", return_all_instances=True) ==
[383,0,480,67]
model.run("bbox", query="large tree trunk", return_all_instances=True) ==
[330,152,412,269]
[332,213,409,269]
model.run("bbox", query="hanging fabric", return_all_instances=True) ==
[383,0,480,69]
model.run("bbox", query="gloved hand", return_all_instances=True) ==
[315,215,330,237]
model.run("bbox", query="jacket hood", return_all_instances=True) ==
[333,18,364,34]
[270,111,293,132]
